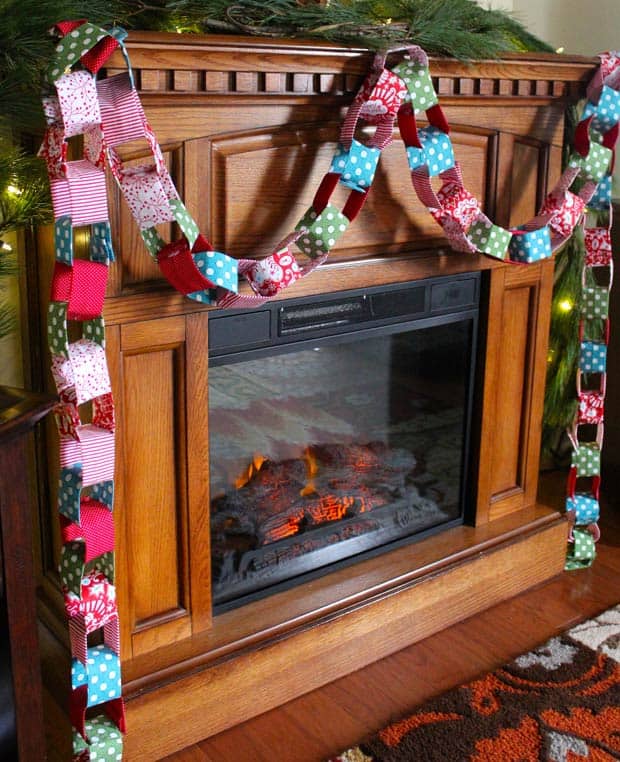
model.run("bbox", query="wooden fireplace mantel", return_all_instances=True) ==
[31,33,599,759]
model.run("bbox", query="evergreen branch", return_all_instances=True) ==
[0,138,52,237]
[133,0,553,55]
[0,249,18,278]
[0,0,552,131]
[0,301,17,340]
[541,230,584,460]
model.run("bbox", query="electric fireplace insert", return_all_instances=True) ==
[208,273,480,609]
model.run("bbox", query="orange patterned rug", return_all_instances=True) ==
[330,605,620,762]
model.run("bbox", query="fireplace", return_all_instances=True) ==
[32,36,583,758]
[208,273,480,608]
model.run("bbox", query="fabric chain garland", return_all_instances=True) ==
[38,20,618,759]
[563,54,620,570]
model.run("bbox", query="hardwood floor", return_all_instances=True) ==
[162,474,620,762]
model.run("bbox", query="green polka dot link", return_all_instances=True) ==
[295,204,349,260]
[571,443,601,477]
[391,61,438,114]
[582,286,609,319]
[467,220,511,260]
[569,142,613,184]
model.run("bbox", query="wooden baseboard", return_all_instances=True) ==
[120,511,566,760]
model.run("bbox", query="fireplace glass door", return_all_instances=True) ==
[208,276,479,608]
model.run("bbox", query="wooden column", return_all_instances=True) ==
[0,387,54,761]
[602,200,620,497]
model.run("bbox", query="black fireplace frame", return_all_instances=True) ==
[208,272,482,612]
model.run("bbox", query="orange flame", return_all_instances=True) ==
[234,452,266,489]
[300,447,319,497]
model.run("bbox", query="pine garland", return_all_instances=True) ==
[0,138,51,236]
[0,245,17,339]
[0,136,52,339]
[0,0,129,131]
[0,0,553,131]
[131,0,554,55]
[542,230,584,458]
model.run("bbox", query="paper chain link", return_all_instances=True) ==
[40,21,619,755]
[563,53,619,571]
[40,19,126,761]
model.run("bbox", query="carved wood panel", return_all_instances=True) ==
[476,261,554,524]
[490,284,532,496]
[112,313,211,658]
[204,123,496,261]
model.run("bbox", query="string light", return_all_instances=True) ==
[6,184,22,196]
[558,298,574,313]
[0,240,13,252]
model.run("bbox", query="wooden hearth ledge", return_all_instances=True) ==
[31,32,598,760]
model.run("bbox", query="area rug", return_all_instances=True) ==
[330,605,620,762]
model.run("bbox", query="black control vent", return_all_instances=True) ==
[278,296,370,336]
[371,286,426,319]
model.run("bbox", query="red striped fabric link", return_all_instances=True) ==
[369,120,396,150]
[60,425,115,486]
[339,101,362,150]
[97,73,147,147]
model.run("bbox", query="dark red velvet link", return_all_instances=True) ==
[81,36,120,74]
[342,188,370,222]
[574,115,596,156]
[397,102,451,150]
[106,698,126,735]
[426,104,451,134]
[574,115,618,164]
[70,692,126,743]
[603,124,618,173]
[59,498,115,563]
[566,467,577,499]
[69,685,89,741]
[566,469,601,501]
[50,260,109,321]
[312,172,340,214]
[52,19,86,36]
[157,233,215,295]
[310,171,370,222]
[397,104,420,148]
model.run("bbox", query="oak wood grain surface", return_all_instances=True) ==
[30,36,603,759]
[161,473,620,762]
